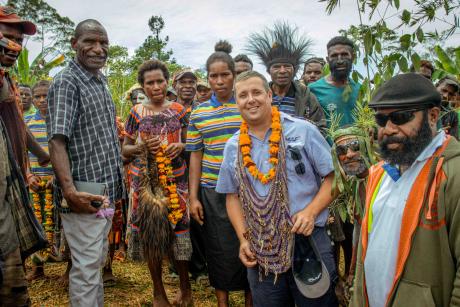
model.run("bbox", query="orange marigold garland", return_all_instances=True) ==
[32,192,42,222]
[156,144,183,225]
[31,177,54,258]
[239,106,282,184]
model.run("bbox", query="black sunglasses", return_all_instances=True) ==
[336,140,360,156]
[288,147,305,175]
[374,108,424,127]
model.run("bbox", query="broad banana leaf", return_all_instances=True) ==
[43,54,65,70]
[435,45,458,75]
[16,47,31,85]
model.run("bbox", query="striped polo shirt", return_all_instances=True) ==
[186,94,241,188]
[270,82,296,116]
[25,111,53,177]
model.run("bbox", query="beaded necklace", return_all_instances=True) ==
[236,128,293,280]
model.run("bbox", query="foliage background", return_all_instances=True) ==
[9,0,459,120]
[6,1,192,119]
[320,0,459,105]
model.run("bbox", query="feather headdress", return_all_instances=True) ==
[247,21,312,74]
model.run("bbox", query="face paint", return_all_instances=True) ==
[329,58,352,82]
[137,92,149,105]
[327,44,353,82]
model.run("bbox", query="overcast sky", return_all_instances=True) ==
[20,0,456,76]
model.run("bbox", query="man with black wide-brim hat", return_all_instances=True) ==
[351,73,460,307]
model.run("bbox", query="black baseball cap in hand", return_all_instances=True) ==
[292,234,330,298]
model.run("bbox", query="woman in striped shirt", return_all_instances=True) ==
[187,41,252,307]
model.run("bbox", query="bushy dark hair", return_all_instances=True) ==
[205,40,235,75]
[32,80,51,93]
[234,54,253,68]
[137,59,170,85]
[327,36,355,51]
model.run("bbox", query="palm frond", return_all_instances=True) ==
[352,99,376,131]
[319,0,341,15]
[326,110,344,140]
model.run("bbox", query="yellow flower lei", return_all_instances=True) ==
[239,106,282,185]
[156,144,183,225]
[31,178,54,256]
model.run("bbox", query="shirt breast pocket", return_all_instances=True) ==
[79,88,106,113]
[285,143,309,178]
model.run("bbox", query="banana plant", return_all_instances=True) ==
[12,47,65,85]
[433,45,460,81]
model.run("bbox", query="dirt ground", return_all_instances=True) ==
[29,247,345,306]
[28,260,246,306]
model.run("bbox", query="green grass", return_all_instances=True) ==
[28,260,246,306]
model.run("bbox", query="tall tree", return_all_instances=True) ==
[7,0,75,56]
[105,45,137,118]
[131,15,175,69]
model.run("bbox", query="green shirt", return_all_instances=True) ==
[309,77,361,127]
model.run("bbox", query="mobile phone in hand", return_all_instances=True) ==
[74,181,108,208]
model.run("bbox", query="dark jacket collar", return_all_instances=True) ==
[269,81,296,98]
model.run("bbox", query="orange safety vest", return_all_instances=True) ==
[360,136,451,307]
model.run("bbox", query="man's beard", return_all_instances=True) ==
[329,59,352,81]
[379,112,433,167]
[342,158,368,176]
